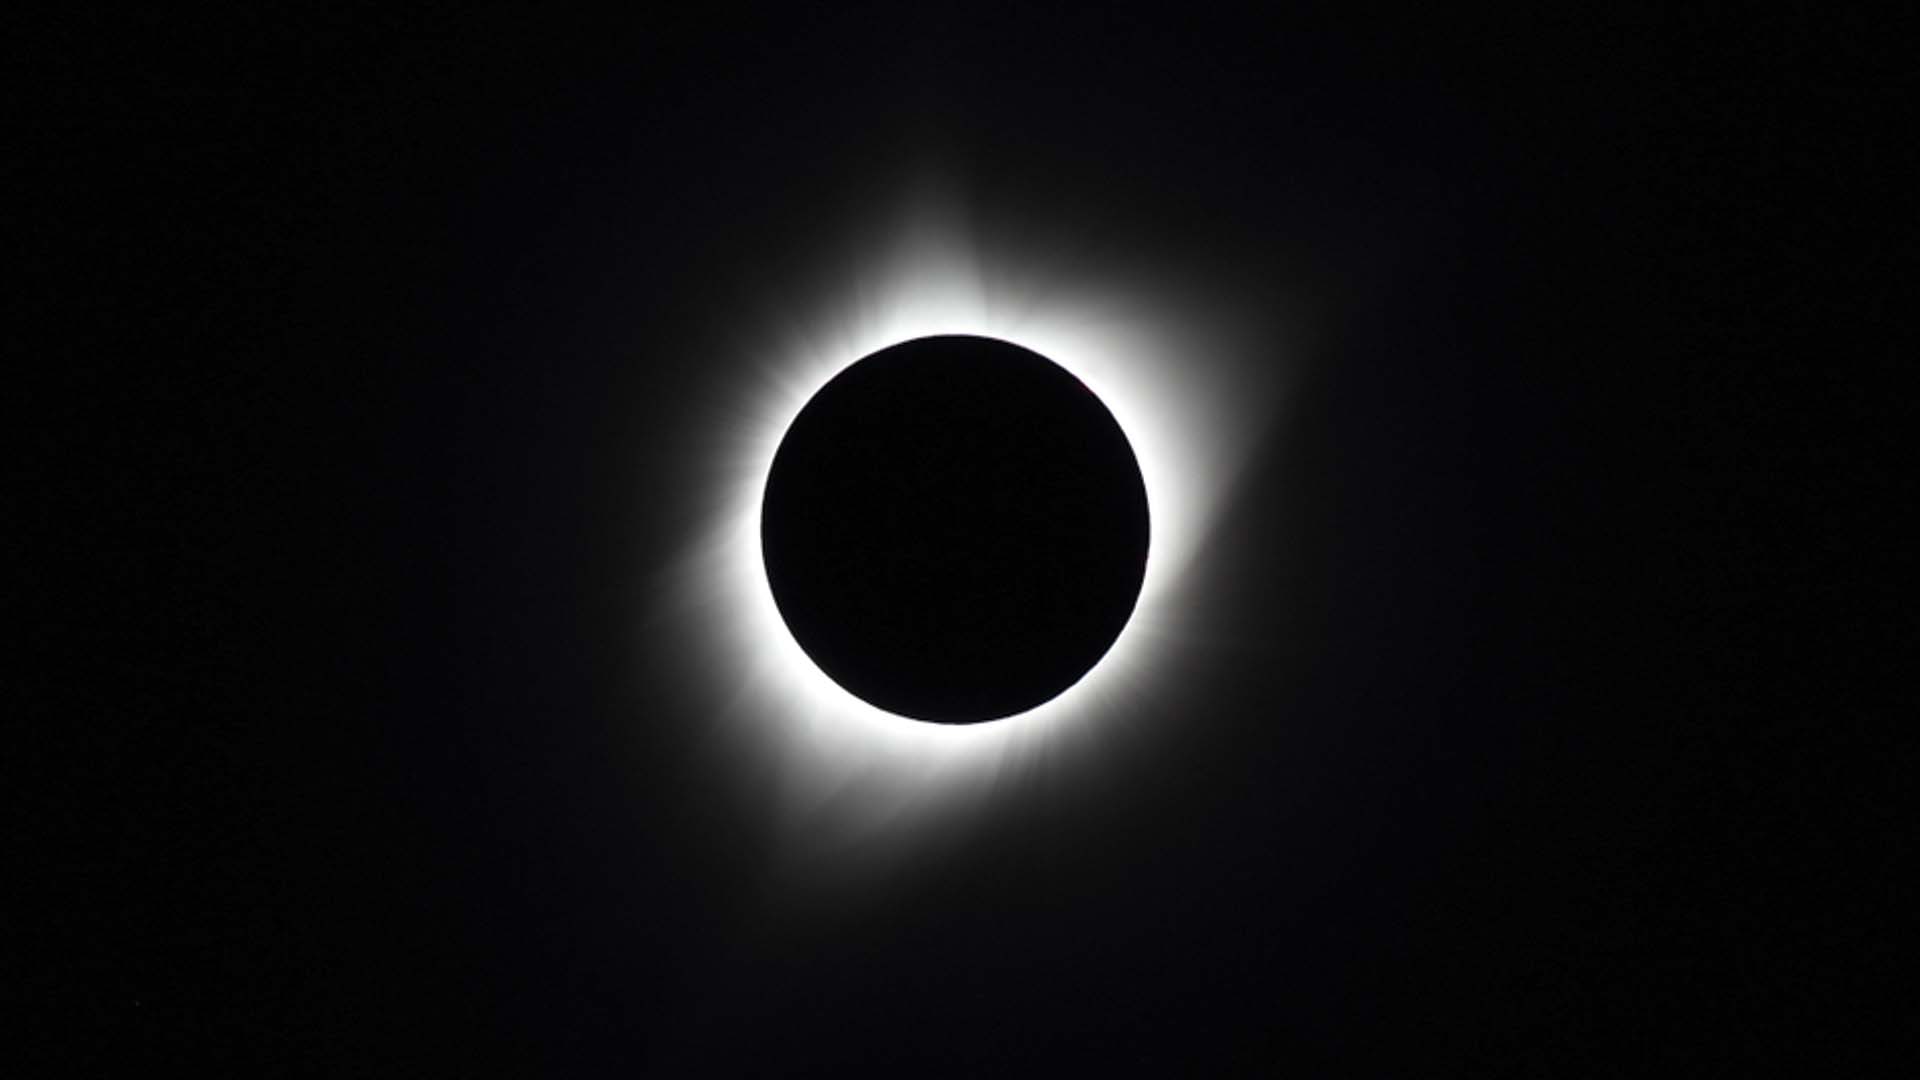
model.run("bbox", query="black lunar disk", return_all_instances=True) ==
[761,335,1150,724]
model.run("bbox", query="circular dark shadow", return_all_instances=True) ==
[761,335,1149,724]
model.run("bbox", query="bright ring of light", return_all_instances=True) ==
[649,179,1297,872]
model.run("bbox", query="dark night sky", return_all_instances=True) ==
[16,7,1903,1074]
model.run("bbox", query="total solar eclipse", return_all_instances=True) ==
[760,335,1150,724]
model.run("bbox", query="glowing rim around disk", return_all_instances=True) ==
[673,194,1283,849]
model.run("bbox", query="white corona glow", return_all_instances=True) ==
[654,177,1299,870]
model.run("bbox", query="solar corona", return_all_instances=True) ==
[651,186,1292,865]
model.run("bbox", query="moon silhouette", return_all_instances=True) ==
[760,335,1150,724]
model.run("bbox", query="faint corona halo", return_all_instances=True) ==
[760,335,1149,725]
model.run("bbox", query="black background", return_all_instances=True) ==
[16,6,1904,1074]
